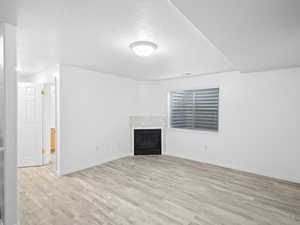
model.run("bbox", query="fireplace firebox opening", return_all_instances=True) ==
[134,129,162,155]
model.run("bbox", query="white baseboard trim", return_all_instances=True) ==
[0,221,18,225]
[168,152,300,184]
[0,220,17,225]
[59,153,130,176]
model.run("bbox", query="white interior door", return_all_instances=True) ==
[18,83,43,167]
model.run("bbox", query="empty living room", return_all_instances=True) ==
[0,0,300,225]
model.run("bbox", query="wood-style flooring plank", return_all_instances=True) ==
[18,155,300,225]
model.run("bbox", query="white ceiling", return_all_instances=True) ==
[17,0,233,80]
[171,0,300,73]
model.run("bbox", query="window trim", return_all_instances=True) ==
[168,86,220,132]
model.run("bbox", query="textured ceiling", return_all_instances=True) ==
[17,0,233,80]
[17,0,299,79]
[171,0,300,73]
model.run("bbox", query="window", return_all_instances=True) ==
[170,88,219,131]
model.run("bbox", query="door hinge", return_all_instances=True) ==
[42,149,47,154]
[41,90,45,95]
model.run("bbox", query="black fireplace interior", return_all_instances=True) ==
[134,129,162,155]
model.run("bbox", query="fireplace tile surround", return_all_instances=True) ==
[130,116,167,154]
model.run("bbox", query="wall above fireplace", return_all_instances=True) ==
[129,116,167,128]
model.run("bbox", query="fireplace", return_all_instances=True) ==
[134,129,162,155]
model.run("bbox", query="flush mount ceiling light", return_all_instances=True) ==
[130,41,158,57]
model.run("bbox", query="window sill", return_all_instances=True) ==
[167,127,219,135]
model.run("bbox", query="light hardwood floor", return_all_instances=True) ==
[19,155,300,225]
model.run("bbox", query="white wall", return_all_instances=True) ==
[1,23,18,225]
[58,65,139,175]
[139,68,300,183]
[18,65,58,84]
[34,64,300,184]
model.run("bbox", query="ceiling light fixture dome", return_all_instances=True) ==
[130,41,158,57]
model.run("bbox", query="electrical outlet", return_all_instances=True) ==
[204,145,208,151]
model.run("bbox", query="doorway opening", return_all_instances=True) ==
[17,75,57,172]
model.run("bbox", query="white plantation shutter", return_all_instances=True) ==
[170,88,219,131]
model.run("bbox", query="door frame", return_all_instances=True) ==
[42,82,57,172]
[42,83,52,166]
